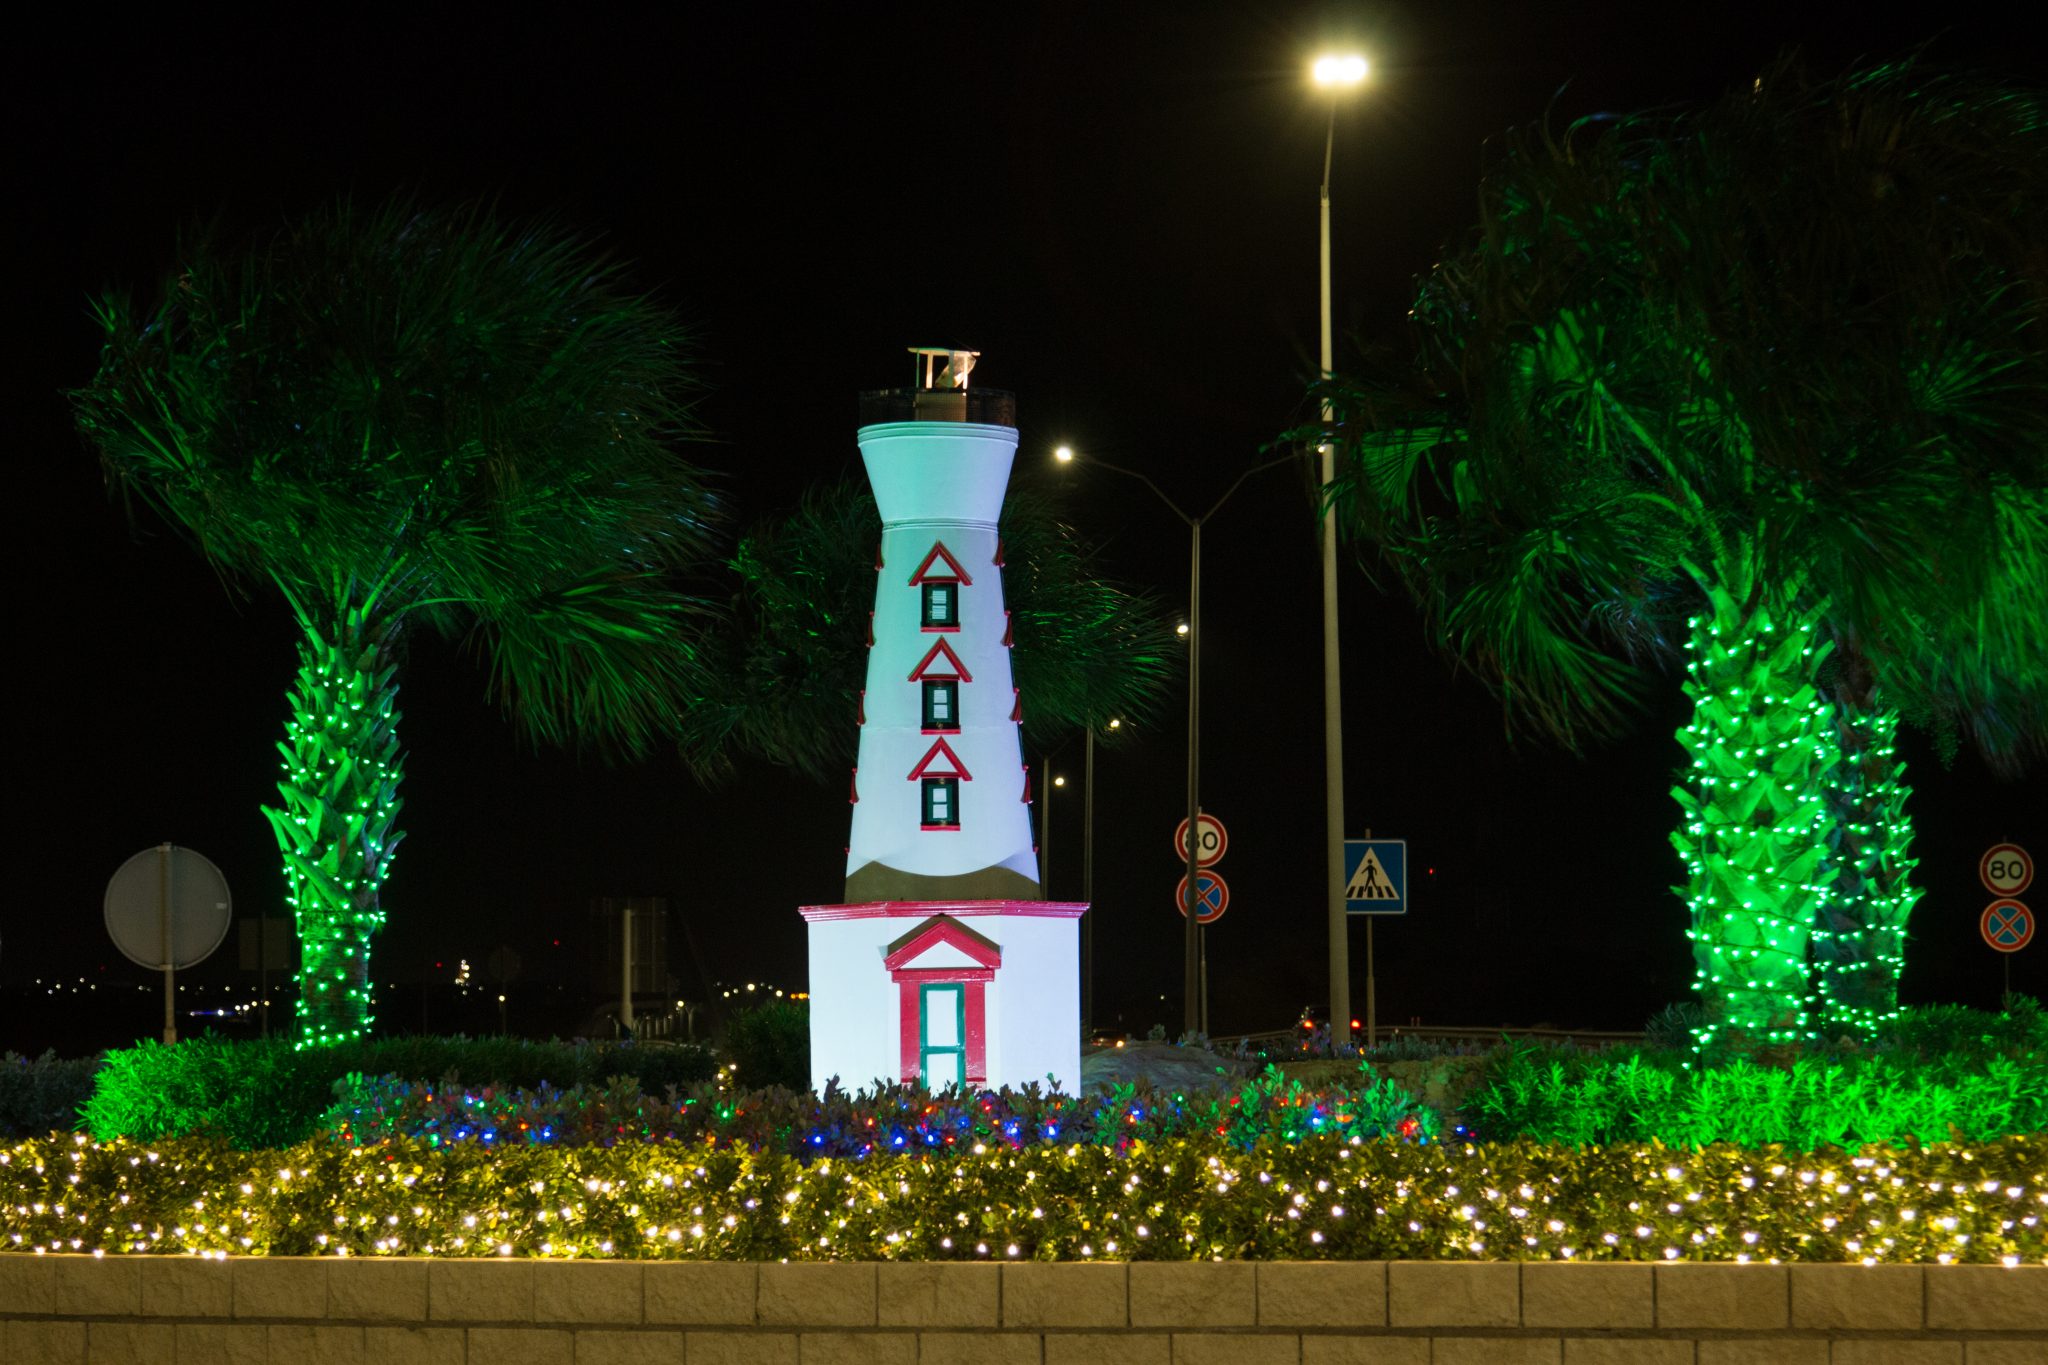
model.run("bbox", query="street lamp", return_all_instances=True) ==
[1056,443,1297,1036]
[1312,49,1369,1045]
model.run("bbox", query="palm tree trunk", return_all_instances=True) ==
[1814,687,1922,1039]
[1671,579,1838,1056]
[262,606,405,1048]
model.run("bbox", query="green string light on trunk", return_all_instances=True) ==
[262,605,405,1049]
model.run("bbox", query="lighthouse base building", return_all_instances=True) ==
[801,353,1086,1095]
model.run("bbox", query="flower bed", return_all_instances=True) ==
[319,1066,1437,1156]
[4,1132,2040,1263]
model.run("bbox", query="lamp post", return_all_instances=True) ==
[1056,444,1296,1036]
[1312,50,1369,1046]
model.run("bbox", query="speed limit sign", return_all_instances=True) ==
[1174,813,1228,868]
[1980,844,2034,897]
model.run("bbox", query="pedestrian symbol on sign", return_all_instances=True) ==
[1347,850,1395,900]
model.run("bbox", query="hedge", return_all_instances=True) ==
[80,1036,716,1148]
[3,1132,2040,1263]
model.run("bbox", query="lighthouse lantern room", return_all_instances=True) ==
[800,350,1086,1094]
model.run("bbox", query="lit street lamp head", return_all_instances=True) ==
[1053,444,1074,463]
[1311,53,1369,88]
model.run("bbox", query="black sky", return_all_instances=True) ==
[9,3,2043,1049]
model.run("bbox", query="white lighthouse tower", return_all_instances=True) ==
[801,349,1086,1094]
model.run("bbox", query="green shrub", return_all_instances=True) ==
[0,1052,101,1137]
[1877,996,2046,1063]
[82,1035,715,1147]
[1469,1046,2048,1146]
[5,1130,2040,1262]
[722,1001,810,1091]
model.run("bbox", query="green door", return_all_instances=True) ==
[919,983,966,1091]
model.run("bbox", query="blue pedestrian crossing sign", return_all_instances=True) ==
[1344,839,1406,915]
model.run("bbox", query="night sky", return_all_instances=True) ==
[11,3,2044,1051]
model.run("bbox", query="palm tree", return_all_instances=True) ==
[72,201,721,1048]
[676,477,1178,782]
[1318,59,2048,1050]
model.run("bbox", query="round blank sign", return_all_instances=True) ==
[104,845,232,971]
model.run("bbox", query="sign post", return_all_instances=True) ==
[1979,843,2034,998]
[1172,814,1228,1034]
[1343,834,1407,1051]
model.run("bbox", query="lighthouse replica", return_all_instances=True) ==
[800,349,1086,1094]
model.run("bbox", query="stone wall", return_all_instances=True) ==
[1,1256,2042,1363]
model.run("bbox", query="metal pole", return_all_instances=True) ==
[620,902,636,1036]
[1320,103,1352,1042]
[159,843,177,1045]
[1183,518,1203,1037]
[258,916,269,1040]
[1039,755,1053,894]
[1082,725,1096,1036]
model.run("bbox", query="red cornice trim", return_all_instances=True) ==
[857,690,866,726]
[908,540,973,587]
[867,611,875,648]
[993,538,1005,567]
[1010,688,1021,724]
[919,822,962,831]
[875,540,884,572]
[1001,611,1013,647]
[921,623,962,634]
[1021,765,1033,803]
[799,900,1091,922]
[849,767,859,805]
[908,736,972,781]
[908,638,972,683]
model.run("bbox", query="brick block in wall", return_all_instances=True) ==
[5,1319,85,1365]
[919,1331,1048,1365]
[1258,1260,1387,1326]
[1831,1342,1964,1365]
[684,1329,799,1365]
[1045,1331,1172,1365]
[643,1261,754,1325]
[233,1256,327,1319]
[327,1257,428,1322]
[1697,1341,1826,1365]
[877,1261,999,1326]
[1131,1261,1256,1327]
[87,1320,175,1364]
[266,1322,368,1365]
[1962,1343,2048,1365]
[428,1259,535,1322]
[1003,1262,1129,1327]
[799,1329,919,1365]
[139,1255,233,1317]
[756,1261,875,1326]
[1656,1263,1790,1329]
[363,1324,467,1365]
[1927,1267,2048,1331]
[0,1252,54,1314]
[1433,1336,1563,1365]
[1789,1263,1923,1330]
[1563,1338,1694,1365]
[1302,1338,1431,1365]
[471,1325,573,1363]
[534,1260,644,1324]
[51,1254,141,1318]
[1388,1260,1519,1326]
[571,1326,686,1363]
[175,1321,267,1365]
[1521,1262,1654,1328]
[1173,1330,1302,1365]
